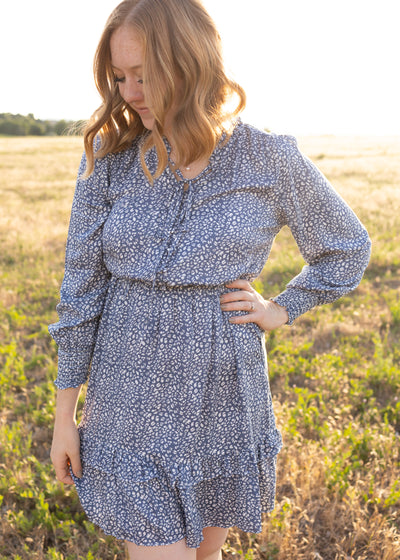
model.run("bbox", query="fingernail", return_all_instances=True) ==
[76,470,83,479]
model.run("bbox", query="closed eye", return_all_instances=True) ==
[113,76,143,85]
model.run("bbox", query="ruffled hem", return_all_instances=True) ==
[71,454,279,548]
[78,427,283,489]
[74,428,282,547]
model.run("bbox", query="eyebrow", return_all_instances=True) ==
[111,64,142,71]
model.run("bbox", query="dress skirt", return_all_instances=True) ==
[71,275,282,548]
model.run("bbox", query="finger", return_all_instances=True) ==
[220,290,253,303]
[221,300,255,312]
[229,313,260,325]
[52,452,82,482]
[69,451,83,479]
[58,474,75,485]
[224,279,254,292]
[54,464,75,485]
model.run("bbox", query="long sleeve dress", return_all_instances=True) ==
[48,120,371,548]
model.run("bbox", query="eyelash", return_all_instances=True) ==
[113,76,144,85]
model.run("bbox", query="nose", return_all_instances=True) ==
[122,78,143,105]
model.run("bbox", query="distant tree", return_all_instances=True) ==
[0,119,25,135]
[54,120,68,135]
[28,123,45,135]
[43,121,55,135]
[0,113,84,136]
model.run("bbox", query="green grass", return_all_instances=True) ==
[1,135,400,559]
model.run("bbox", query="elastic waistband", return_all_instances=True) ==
[110,275,231,295]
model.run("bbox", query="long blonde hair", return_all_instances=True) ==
[83,0,246,182]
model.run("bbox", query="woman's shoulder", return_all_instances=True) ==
[76,136,143,188]
[224,120,301,176]
[87,134,143,174]
[234,120,298,155]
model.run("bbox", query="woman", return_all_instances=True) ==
[49,1,371,559]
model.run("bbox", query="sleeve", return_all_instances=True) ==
[48,150,112,389]
[270,135,371,325]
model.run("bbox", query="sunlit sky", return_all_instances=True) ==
[1,0,399,135]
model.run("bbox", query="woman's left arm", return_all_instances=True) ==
[270,136,372,325]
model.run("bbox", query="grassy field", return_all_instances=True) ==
[0,134,399,559]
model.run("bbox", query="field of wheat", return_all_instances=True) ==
[0,135,399,559]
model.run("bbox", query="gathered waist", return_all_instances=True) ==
[104,274,265,341]
[108,275,243,296]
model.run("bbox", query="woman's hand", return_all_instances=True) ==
[220,279,289,332]
[50,420,83,485]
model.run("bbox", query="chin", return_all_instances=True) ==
[140,116,155,130]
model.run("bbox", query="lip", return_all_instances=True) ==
[134,106,150,114]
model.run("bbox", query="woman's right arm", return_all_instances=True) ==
[49,150,112,483]
[50,387,83,484]
[48,150,112,389]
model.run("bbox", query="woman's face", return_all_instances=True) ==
[110,25,155,130]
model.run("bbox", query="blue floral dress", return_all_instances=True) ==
[49,120,371,548]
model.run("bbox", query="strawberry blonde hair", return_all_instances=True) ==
[83,0,246,182]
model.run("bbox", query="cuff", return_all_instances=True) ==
[271,288,320,326]
[54,349,92,390]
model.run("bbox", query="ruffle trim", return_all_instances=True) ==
[78,427,283,489]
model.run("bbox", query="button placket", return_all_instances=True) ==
[158,185,190,267]
[154,157,213,278]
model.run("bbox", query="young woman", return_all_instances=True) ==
[49,1,371,559]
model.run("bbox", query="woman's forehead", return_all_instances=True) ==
[110,25,144,69]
